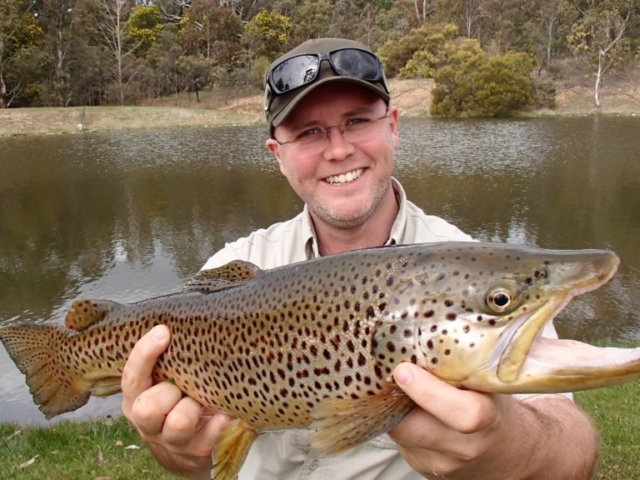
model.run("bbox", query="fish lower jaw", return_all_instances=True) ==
[505,337,640,393]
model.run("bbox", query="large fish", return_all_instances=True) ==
[1,242,639,479]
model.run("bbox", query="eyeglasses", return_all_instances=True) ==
[263,48,390,111]
[273,110,389,150]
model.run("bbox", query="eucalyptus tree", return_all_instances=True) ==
[566,0,634,107]
[0,0,44,107]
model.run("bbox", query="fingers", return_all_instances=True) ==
[121,325,171,418]
[393,363,497,434]
[131,381,184,438]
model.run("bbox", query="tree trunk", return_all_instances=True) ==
[594,48,603,108]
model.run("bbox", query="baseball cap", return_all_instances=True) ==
[263,38,390,135]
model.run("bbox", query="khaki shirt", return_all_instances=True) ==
[202,178,560,479]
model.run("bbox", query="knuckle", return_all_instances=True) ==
[458,400,494,434]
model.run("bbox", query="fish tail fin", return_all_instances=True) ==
[0,325,93,419]
[211,420,259,480]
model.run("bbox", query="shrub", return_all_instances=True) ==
[431,44,537,118]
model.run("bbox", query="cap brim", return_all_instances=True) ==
[271,76,390,129]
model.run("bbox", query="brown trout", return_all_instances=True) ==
[1,241,639,480]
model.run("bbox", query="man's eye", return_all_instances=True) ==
[296,127,323,139]
[345,117,371,129]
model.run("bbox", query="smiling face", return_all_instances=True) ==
[266,82,400,232]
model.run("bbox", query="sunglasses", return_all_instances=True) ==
[264,48,390,111]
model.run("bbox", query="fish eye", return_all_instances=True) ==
[486,288,514,312]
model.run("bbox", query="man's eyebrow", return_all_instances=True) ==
[287,107,378,130]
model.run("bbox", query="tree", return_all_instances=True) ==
[92,0,144,105]
[179,1,242,64]
[566,0,633,107]
[0,0,44,107]
[242,10,292,59]
[38,0,84,106]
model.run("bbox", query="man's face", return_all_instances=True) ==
[266,83,399,230]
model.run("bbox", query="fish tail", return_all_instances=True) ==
[0,325,94,419]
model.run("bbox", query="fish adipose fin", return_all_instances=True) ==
[0,325,95,419]
[309,383,415,455]
[64,299,120,330]
[184,260,262,294]
[211,420,259,480]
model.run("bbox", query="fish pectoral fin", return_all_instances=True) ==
[184,261,262,294]
[309,383,415,456]
[211,420,258,480]
[65,299,120,331]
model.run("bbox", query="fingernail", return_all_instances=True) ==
[395,365,413,386]
[150,325,167,341]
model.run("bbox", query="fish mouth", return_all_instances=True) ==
[493,250,640,392]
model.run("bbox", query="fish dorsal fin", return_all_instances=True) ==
[183,260,262,294]
[64,299,120,331]
[309,383,415,456]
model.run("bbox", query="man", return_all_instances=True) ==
[121,38,598,479]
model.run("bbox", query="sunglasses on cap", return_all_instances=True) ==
[263,47,390,111]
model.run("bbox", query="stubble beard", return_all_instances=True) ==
[307,178,392,230]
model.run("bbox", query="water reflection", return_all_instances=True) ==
[1,117,639,423]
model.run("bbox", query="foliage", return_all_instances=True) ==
[179,2,243,62]
[128,5,164,51]
[398,23,460,78]
[431,40,536,117]
[243,10,292,60]
[0,0,638,108]
[251,55,272,88]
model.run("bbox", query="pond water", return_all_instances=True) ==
[1,116,639,424]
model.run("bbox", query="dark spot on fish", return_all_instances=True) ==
[424,310,434,318]
[430,324,438,332]
[446,313,457,321]
[444,349,451,355]
[427,340,434,350]
[386,342,396,353]
[404,329,412,338]
[431,357,439,364]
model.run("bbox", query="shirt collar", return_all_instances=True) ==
[302,177,407,259]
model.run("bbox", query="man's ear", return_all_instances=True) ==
[266,139,287,176]
[387,106,400,148]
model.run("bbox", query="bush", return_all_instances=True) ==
[251,56,271,88]
[377,24,458,78]
[431,43,537,118]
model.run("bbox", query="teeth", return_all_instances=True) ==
[326,169,363,185]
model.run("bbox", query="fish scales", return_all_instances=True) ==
[3,241,640,480]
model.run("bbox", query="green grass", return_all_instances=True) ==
[576,381,640,480]
[0,383,639,479]
[0,416,176,480]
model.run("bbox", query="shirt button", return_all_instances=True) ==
[309,460,319,470]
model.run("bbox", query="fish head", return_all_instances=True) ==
[373,242,637,393]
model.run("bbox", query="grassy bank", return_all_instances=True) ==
[0,105,260,137]
[1,381,639,479]
[1,78,638,137]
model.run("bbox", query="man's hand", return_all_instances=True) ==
[121,325,234,480]
[390,363,598,480]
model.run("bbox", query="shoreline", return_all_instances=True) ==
[0,79,638,137]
